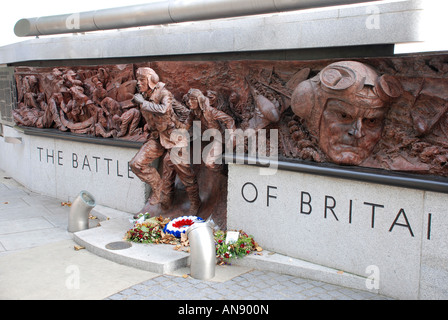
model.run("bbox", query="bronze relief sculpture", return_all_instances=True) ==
[14,65,147,141]
[291,61,402,166]
[184,88,236,171]
[12,56,448,225]
[130,67,201,215]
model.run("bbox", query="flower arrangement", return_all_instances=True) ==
[124,213,262,264]
[163,215,205,238]
[214,230,262,265]
[124,215,178,245]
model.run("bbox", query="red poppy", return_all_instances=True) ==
[172,218,195,229]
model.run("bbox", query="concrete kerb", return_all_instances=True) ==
[73,205,373,293]
[72,205,190,274]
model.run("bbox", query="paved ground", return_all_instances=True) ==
[0,169,393,301]
[106,270,388,301]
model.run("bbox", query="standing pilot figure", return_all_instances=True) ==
[130,67,201,215]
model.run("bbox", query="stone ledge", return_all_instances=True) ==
[232,250,374,294]
[223,155,448,195]
[73,213,190,274]
[0,0,423,64]
[21,126,143,149]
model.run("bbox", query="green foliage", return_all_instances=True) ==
[214,230,261,264]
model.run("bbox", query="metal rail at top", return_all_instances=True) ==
[15,0,382,37]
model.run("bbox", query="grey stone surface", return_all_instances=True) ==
[227,163,448,300]
[420,192,448,300]
[0,240,159,300]
[231,249,373,293]
[0,168,392,300]
[0,0,423,64]
[299,10,422,48]
[106,270,390,301]
[0,125,147,213]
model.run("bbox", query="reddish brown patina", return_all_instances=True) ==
[14,55,448,228]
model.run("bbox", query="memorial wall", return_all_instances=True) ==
[8,55,448,230]
[1,0,447,300]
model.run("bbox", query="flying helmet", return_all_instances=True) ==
[291,61,402,138]
[136,67,160,90]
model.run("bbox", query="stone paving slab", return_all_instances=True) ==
[0,240,159,300]
[106,270,391,301]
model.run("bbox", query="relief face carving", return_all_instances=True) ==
[291,61,402,166]
[319,99,387,165]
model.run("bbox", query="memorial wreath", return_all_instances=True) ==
[163,215,205,238]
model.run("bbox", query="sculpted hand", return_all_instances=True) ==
[133,94,146,105]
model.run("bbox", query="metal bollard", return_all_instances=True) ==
[187,222,216,280]
[68,190,96,233]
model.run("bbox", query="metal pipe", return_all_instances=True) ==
[14,0,380,37]
[68,190,96,233]
[187,222,216,280]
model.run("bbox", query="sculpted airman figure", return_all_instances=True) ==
[130,67,201,214]
[291,61,402,166]
[185,88,236,171]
